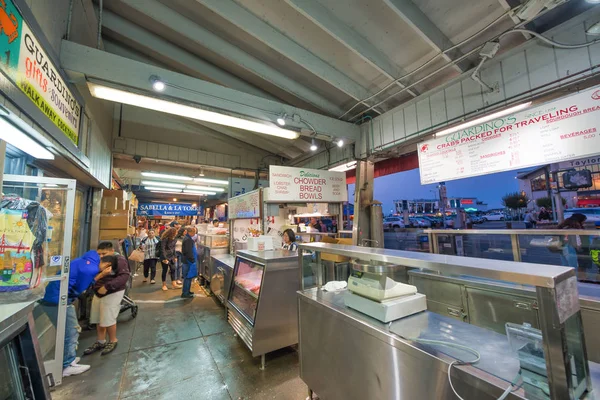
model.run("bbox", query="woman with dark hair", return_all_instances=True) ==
[160,228,181,291]
[557,213,587,270]
[83,255,129,356]
[282,229,298,252]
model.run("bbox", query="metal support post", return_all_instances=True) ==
[431,233,439,254]
[316,251,322,289]
[510,234,521,262]
[536,279,590,399]
[260,354,265,370]
[352,160,374,246]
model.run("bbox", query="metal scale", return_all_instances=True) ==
[344,260,426,323]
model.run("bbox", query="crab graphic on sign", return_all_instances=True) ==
[0,0,18,44]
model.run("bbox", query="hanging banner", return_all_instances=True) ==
[418,86,600,184]
[0,0,81,145]
[268,166,348,202]
[137,203,200,217]
[229,190,260,219]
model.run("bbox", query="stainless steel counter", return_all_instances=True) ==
[299,243,591,399]
[299,288,600,400]
[0,301,35,340]
[211,254,235,268]
[237,249,299,263]
[299,243,573,288]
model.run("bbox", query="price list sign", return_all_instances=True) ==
[418,86,600,184]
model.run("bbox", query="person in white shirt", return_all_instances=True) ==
[282,229,298,252]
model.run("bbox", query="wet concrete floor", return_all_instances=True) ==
[52,276,308,400]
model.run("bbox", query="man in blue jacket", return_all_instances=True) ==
[41,250,100,377]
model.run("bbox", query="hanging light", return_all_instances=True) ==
[150,75,165,92]
[310,138,318,151]
[276,113,287,126]
[337,139,344,147]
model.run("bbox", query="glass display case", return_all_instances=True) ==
[204,234,229,249]
[230,256,265,323]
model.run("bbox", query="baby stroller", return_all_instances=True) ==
[119,238,139,319]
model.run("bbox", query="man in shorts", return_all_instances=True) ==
[83,243,130,356]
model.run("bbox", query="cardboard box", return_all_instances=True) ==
[99,229,128,240]
[100,215,129,230]
[321,237,352,262]
[103,190,126,200]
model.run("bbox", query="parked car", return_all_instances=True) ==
[564,208,600,222]
[409,217,431,228]
[470,216,484,224]
[383,217,404,230]
[484,212,505,221]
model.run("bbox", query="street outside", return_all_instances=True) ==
[383,221,599,282]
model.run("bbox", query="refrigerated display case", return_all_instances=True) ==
[227,249,308,369]
[0,302,51,399]
[210,254,235,306]
[196,233,229,284]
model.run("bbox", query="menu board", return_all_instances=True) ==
[418,86,600,184]
[268,166,348,202]
[229,190,260,219]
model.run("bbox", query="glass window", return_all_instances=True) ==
[531,173,547,191]
[71,190,84,260]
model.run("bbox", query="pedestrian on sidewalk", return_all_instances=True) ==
[141,229,160,284]
[524,210,537,229]
[174,227,185,286]
[83,254,130,356]
[160,227,181,291]
[40,250,100,377]
[181,226,198,298]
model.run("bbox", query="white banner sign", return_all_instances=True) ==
[418,86,600,184]
[269,166,348,202]
[228,190,261,219]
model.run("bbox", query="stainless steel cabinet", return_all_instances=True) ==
[466,288,540,334]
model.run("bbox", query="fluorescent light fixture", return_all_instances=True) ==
[193,177,229,185]
[186,185,225,192]
[329,161,357,172]
[141,172,192,181]
[184,190,217,195]
[435,102,532,137]
[587,21,600,36]
[144,186,181,193]
[310,138,318,151]
[586,0,600,3]
[141,180,185,188]
[150,190,184,195]
[337,139,344,147]
[0,117,54,159]
[88,83,300,140]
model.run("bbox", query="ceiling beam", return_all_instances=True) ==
[195,0,376,106]
[101,10,277,101]
[382,0,469,73]
[283,0,418,98]
[60,40,360,141]
[109,0,345,117]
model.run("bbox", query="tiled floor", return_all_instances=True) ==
[52,277,308,400]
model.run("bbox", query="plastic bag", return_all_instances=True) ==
[0,194,50,303]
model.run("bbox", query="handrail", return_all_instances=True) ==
[424,228,600,235]
[298,242,574,288]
